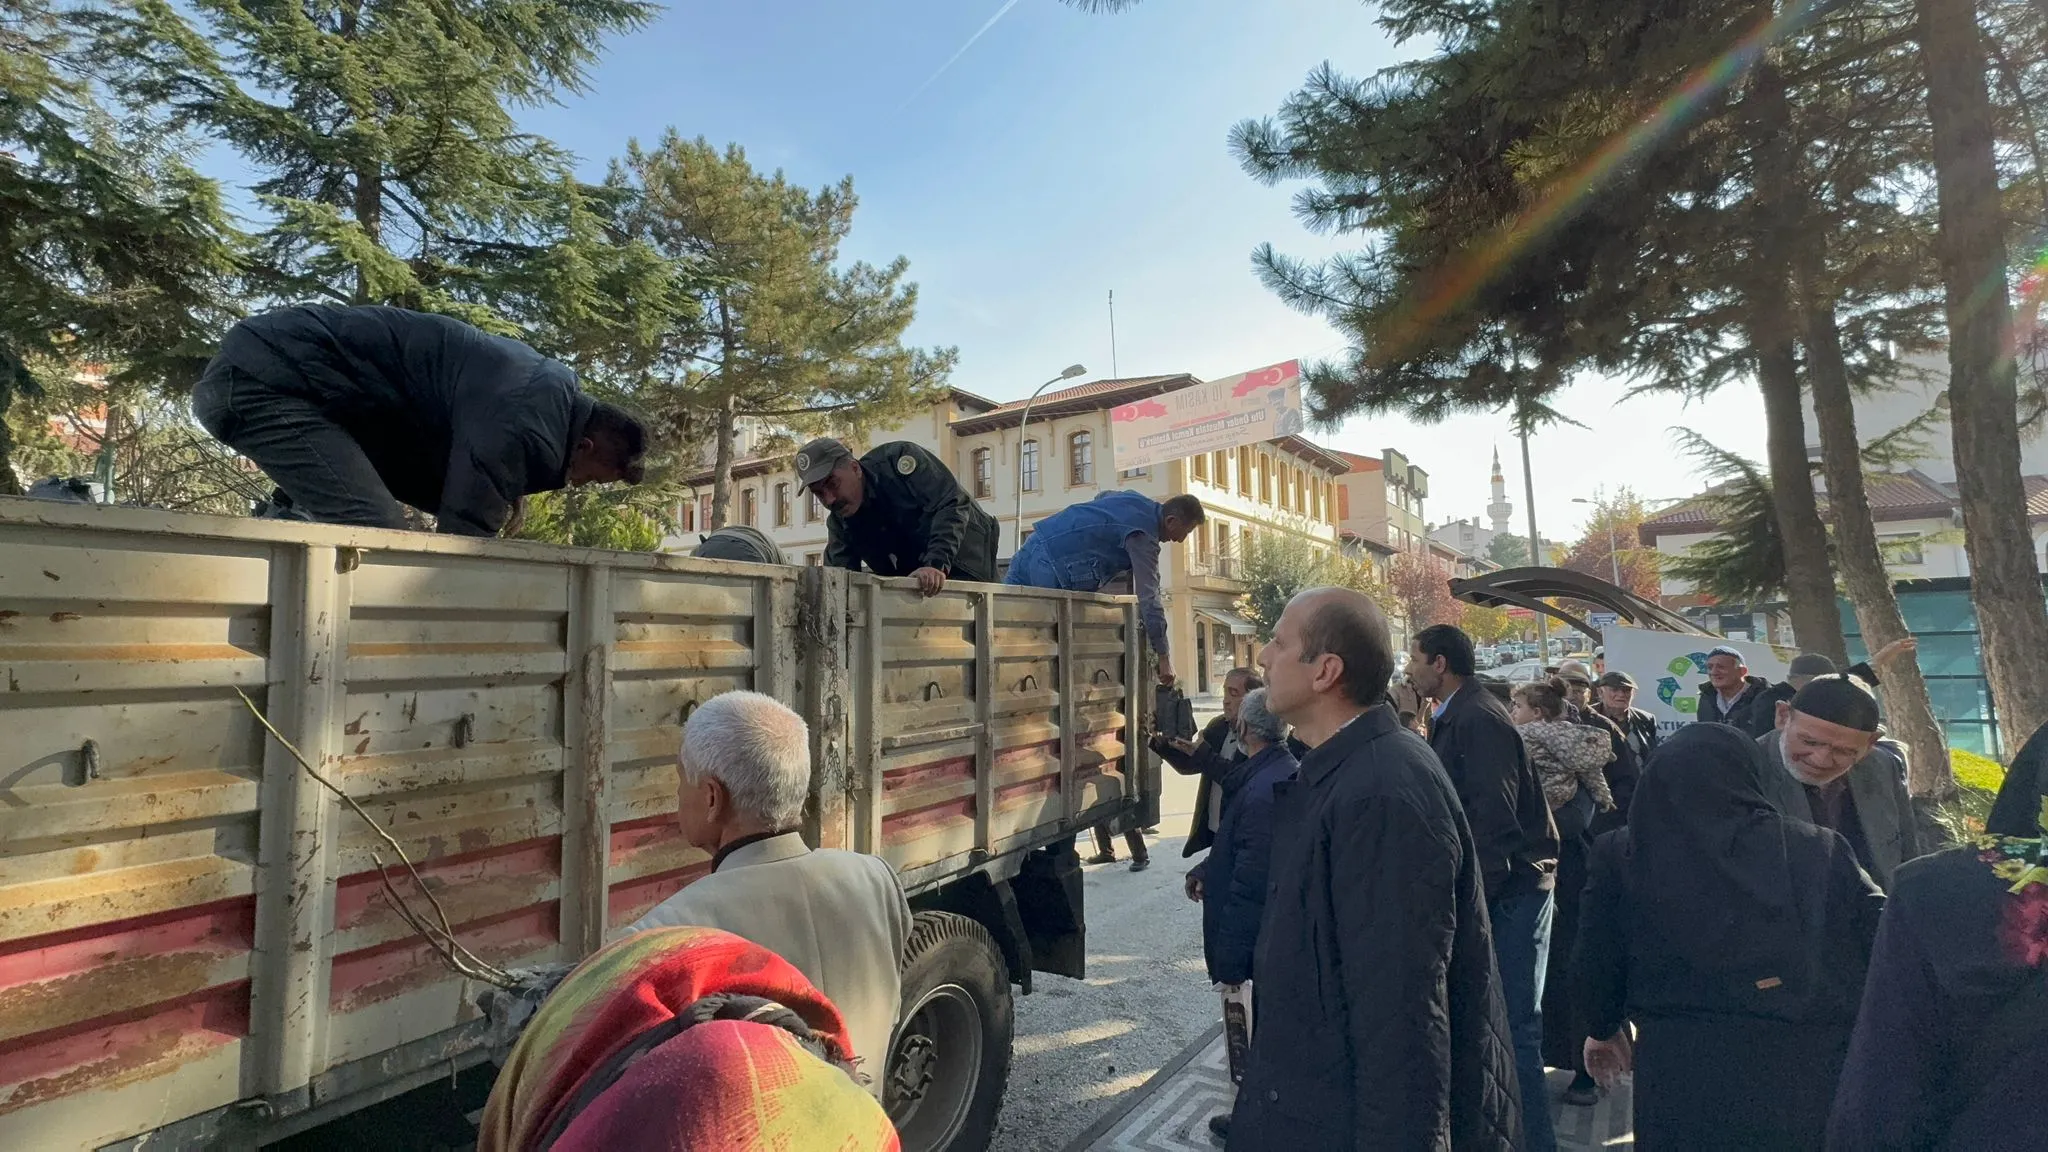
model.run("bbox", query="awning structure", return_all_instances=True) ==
[1448,566,1711,642]
[1193,606,1258,636]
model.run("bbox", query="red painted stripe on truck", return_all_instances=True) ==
[0,982,248,1112]
[329,903,560,1012]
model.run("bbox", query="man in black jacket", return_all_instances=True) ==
[1411,622,1560,1152]
[798,437,998,594]
[1749,637,1916,739]
[1593,670,1661,766]
[1228,589,1521,1151]
[193,305,645,535]
[1697,645,1774,731]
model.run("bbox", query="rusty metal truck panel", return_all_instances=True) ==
[0,498,1145,1149]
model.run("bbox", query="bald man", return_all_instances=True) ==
[1228,588,1522,1150]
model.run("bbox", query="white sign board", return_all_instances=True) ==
[1109,360,1304,472]
[1602,624,1791,734]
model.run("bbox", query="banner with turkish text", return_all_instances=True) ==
[1108,360,1304,471]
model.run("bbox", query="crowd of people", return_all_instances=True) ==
[1164,607,2048,1151]
[177,306,2048,1149]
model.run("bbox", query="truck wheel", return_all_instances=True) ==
[886,911,1013,1152]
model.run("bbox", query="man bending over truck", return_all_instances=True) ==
[1004,489,1203,686]
[799,436,999,594]
[626,691,911,1099]
[193,304,646,535]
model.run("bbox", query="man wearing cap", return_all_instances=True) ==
[1750,638,1918,739]
[1556,660,1639,827]
[1592,670,1660,766]
[796,437,999,595]
[1757,675,1919,890]
[1696,645,1773,732]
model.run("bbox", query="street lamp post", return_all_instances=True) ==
[1013,365,1089,553]
[1572,495,1622,586]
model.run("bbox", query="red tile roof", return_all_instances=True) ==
[1331,450,1383,473]
[1638,469,2030,543]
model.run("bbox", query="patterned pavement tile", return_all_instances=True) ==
[1067,1027,1635,1151]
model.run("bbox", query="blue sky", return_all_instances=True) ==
[239,0,1779,541]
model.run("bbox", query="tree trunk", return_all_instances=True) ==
[0,377,20,496]
[1916,0,2048,753]
[1805,297,1956,797]
[1745,54,1846,661]
[352,166,382,304]
[710,392,736,530]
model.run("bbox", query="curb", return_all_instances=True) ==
[1056,1020,1225,1152]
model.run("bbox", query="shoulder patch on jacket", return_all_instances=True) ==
[896,454,917,475]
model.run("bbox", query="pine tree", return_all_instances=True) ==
[1,0,242,492]
[608,133,957,528]
[115,0,658,327]
[1913,0,2048,749]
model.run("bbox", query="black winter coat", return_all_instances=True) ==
[214,305,593,536]
[1697,674,1774,734]
[1194,741,1297,985]
[1229,705,1521,1151]
[1428,682,1559,903]
[1158,716,1308,857]
[824,442,999,582]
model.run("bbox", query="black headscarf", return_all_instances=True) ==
[1986,722,2048,839]
[1628,723,1829,1007]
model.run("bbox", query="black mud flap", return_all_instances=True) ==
[1011,842,1085,981]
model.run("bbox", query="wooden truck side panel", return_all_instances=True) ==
[0,500,1142,1150]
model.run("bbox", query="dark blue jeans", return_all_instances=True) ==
[191,361,412,529]
[1490,887,1558,1152]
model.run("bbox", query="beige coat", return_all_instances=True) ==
[626,832,912,1097]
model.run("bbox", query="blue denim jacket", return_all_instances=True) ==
[1006,489,1169,655]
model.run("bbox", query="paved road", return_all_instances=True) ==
[990,729,1216,1152]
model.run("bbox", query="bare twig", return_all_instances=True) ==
[235,688,518,988]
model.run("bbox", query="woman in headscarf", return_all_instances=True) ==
[1575,722,1885,1149]
[1825,724,2048,1149]
[479,926,899,1152]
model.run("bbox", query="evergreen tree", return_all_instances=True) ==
[608,133,957,527]
[115,0,661,331]
[1912,0,2048,748]
[1486,532,1530,568]
[1,0,242,492]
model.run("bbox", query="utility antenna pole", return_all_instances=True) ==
[1520,424,1550,660]
[1108,290,1119,379]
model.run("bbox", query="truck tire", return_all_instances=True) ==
[885,911,1013,1152]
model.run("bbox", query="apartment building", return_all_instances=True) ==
[664,373,1349,694]
[1333,448,1430,552]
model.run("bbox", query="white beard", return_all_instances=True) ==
[1779,730,1836,786]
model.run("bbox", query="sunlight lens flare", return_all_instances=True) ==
[1368,0,1824,368]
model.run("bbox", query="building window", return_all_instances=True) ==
[1069,431,1094,486]
[679,501,695,533]
[1258,454,1273,505]
[806,490,821,522]
[1213,451,1229,489]
[1196,522,1211,561]
[1021,439,1041,492]
[699,494,713,528]
[1121,466,1148,479]
[806,552,822,566]
[1192,453,1209,483]
[972,447,993,498]
[1237,447,1253,496]
[774,482,791,527]
[740,487,758,527]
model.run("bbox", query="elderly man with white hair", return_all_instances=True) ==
[627,690,912,1098]
[1185,687,1299,1141]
